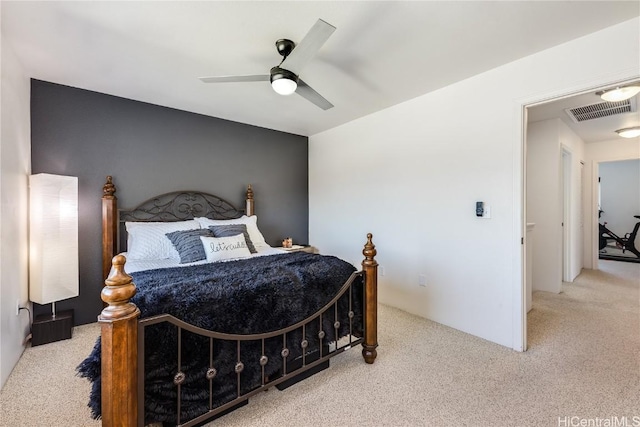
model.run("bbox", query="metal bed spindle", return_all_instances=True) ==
[175,327,183,426]
[301,324,307,366]
[208,337,214,410]
[333,302,339,344]
[236,341,243,398]
[261,339,266,386]
[319,313,324,358]
[282,334,289,376]
[349,286,353,347]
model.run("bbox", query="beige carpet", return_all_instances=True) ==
[1,260,638,427]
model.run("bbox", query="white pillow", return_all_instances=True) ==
[200,234,251,262]
[195,215,268,247]
[126,220,201,260]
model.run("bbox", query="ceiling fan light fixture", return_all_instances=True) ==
[270,67,298,96]
[272,78,297,96]
[615,126,640,138]
[598,85,640,102]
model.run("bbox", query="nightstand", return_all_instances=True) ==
[278,245,317,254]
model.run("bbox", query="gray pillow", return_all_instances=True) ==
[209,224,256,253]
[165,229,214,263]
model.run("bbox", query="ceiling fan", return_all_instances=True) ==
[199,19,336,110]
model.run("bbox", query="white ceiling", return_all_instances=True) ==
[2,1,639,137]
[527,86,640,144]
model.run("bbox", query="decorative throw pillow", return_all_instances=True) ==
[165,229,214,264]
[208,224,256,253]
[195,215,268,248]
[199,234,251,263]
[125,220,201,260]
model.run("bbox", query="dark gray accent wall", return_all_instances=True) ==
[31,80,308,325]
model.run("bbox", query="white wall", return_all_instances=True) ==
[0,16,32,389]
[526,119,584,292]
[309,18,640,350]
[599,159,640,236]
[583,138,640,268]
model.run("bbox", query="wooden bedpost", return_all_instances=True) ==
[102,176,118,280]
[361,233,378,364]
[246,184,254,216]
[99,255,140,427]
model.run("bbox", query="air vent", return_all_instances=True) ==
[565,98,636,123]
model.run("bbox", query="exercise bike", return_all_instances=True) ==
[598,210,640,259]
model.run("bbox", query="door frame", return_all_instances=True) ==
[514,75,638,352]
[562,146,572,283]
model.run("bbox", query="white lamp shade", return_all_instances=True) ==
[29,174,79,305]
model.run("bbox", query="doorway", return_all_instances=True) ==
[595,159,640,265]
[522,77,639,351]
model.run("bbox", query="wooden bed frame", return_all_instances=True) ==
[98,176,378,427]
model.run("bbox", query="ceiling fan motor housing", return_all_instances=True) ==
[270,66,299,96]
[270,67,299,84]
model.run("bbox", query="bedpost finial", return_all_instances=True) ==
[246,184,254,200]
[103,175,116,198]
[363,233,377,264]
[111,254,126,273]
[100,255,138,321]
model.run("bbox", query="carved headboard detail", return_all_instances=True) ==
[120,191,245,222]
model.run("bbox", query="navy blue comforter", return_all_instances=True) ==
[78,252,362,424]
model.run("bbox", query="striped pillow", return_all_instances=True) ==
[165,229,214,263]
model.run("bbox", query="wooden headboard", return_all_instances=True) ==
[101,175,255,280]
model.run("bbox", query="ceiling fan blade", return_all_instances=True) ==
[199,75,269,83]
[296,79,334,110]
[280,19,336,76]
